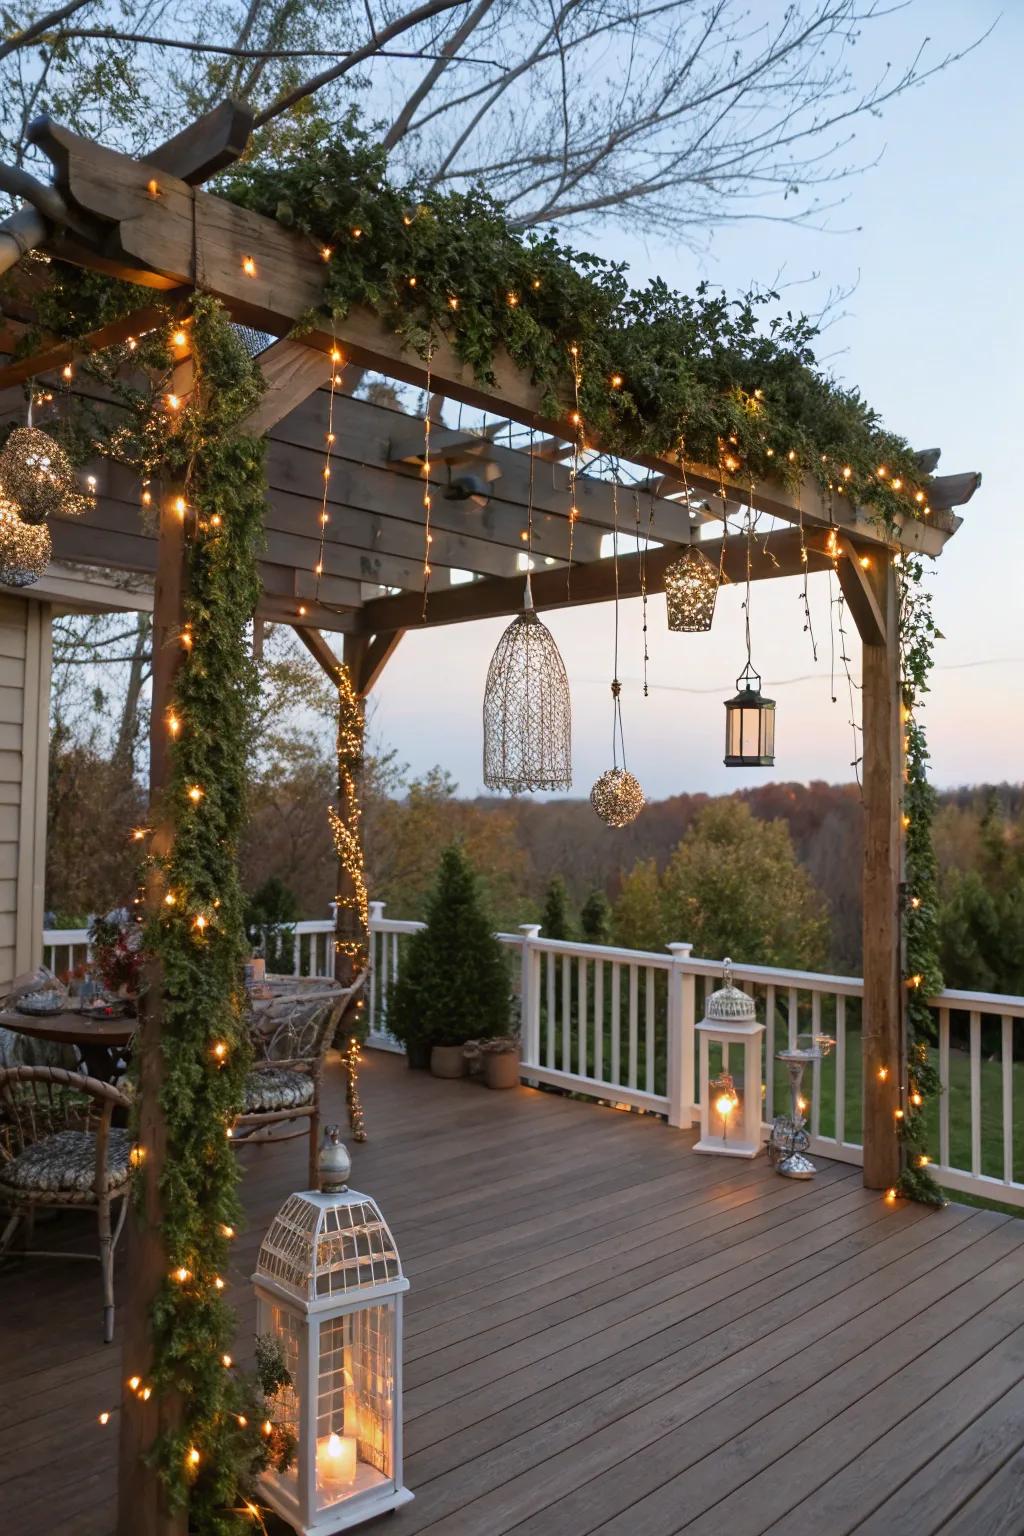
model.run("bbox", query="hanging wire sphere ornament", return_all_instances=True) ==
[590,766,645,828]
[0,497,51,587]
[664,545,719,632]
[483,589,571,792]
[0,427,90,524]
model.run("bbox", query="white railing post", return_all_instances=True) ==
[367,902,385,1036]
[667,942,695,1128]
[518,924,542,1073]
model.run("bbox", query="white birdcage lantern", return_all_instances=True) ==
[694,959,765,1158]
[253,1128,412,1534]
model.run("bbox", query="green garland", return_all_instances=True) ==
[896,556,945,1205]
[221,120,933,525]
[141,294,294,1525]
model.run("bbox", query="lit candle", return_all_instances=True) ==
[317,1432,357,1497]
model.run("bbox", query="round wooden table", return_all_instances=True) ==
[0,1007,135,1080]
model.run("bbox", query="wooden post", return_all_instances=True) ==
[117,494,189,1535]
[859,557,904,1190]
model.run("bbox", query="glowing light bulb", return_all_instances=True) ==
[147,178,160,198]
[448,295,459,310]
[891,477,902,491]
[610,374,623,389]
[99,1411,110,1425]
[188,784,203,803]
[62,363,74,381]
[877,1066,889,1082]
[164,892,176,906]
[194,914,207,932]
[877,465,888,479]
[212,1041,228,1061]
[214,1276,225,1290]
[128,1376,141,1391]
[173,1266,190,1283]
[885,1187,897,1202]
[174,496,187,517]
[242,256,256,276]
[507,291,519,307]
[859,555,871,569]
[330,347,342,364]
[842,466,852,479]
[168,712,180,736]
[408,276,417,287]
[188,1447,200,1467]
[222,1354,232,1368]
[172,330,187,348]
[321,246,333,261]
[911,1092,923,1107]
[221,1224,234,1238]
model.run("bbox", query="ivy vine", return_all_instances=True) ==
[897,555,945,1205]
[221,120,934,525]
[140,294,295,1525]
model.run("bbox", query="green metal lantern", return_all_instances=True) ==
[724,662,775,767]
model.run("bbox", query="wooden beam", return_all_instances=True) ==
[146,99,253,186]
[118,490,188,1536]
[836,536,887,646]
[860,558,904,1190]
[354,525,834,634]
[0,301,175,387]
[20,121,961,558]
[356,631,404,696]
[243,338,335,436]
[294,623,342,679]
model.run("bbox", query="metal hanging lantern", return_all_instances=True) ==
[664,546,719,632]
[0,426,89,524]
[0,497,51,588]
[253,1129,413,1533]
[483,581,571,792]
[724,661,775,767]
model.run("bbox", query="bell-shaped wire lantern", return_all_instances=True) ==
[724,660,775,767]
[0,495,51,588]
[483,578,571,792]
[664,545,719,632]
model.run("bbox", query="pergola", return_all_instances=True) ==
[0,100,980,1535]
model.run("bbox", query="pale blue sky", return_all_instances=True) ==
[369,1,1020,799]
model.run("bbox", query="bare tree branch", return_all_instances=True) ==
[0,0,94,62]
[381,0,495,152]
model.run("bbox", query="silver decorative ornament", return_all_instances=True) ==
[590,766,645,828]
[0,498,51,587]
[0,427,89,524]
[483,584,571,792]
[664,546,719,632]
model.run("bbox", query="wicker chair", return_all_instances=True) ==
[0,1065,133,1343]
[234,975,365,1185]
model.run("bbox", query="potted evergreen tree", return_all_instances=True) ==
[389,844,511,1075]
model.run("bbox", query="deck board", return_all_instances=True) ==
[1,1048,1022,1535]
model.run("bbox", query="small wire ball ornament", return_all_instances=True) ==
[483,578,571,792]
[590,764,645,828]
[0,426,90,524]
[0,496,51,587]
[664,545,719,632]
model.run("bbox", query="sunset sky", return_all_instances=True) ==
[368,0,1021,800]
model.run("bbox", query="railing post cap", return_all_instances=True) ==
[368,900,386,918]
[668,942,694,958]
[519,923,542,938]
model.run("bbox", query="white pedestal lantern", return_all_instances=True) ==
[253,1128,412,1534]
[695,960,765,1158]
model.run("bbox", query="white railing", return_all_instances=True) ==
[42,918,337,981]
[365,902,1024,1209]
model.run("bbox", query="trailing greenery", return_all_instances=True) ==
[222,120,933,525]
[897,556,945,1205]
[389,844,511,1061]
[138,295,292,1525]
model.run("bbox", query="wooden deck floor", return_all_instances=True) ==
[4,1050,1024,1535]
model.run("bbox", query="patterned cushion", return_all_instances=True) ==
[0,1128,132,1195]
[243,1068,315,1113]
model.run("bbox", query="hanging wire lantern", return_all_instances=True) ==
[0,497,51,587]
[589,478,645,827]
[664,546,719,632]
[0,426,90,524]
[483,436,571,792]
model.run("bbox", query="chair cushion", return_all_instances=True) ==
[243,1068,315,1113]
[0,1128,132,1195]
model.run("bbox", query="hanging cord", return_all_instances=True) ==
[567,342,583,597]
[421,342,434,620]
[523,425,536,609]
[610,472,628,770]
[315,338,342,602]
[633,487,652,697]
[796,476,819,661]
[743,496,754,676]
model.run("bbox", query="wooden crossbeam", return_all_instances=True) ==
[836,534,887,646]
[352,526,841,634]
